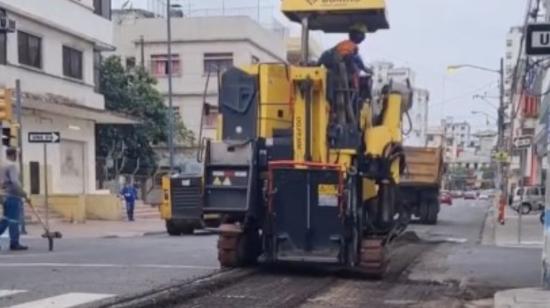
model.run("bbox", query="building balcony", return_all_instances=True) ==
[1,0,113,48]
[520,94,540,119]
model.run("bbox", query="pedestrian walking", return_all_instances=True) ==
[120,182,138,221]
[0,148,28,251]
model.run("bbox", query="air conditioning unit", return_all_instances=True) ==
[0,16,16,33]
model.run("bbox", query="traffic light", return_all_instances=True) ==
[2,124,17,147]
[0,88,13,122]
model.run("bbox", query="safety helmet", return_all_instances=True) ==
[349,23,368,33]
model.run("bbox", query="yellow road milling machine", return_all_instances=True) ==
[202,0,412,277]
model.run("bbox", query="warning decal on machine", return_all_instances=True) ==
[318,184,338,207]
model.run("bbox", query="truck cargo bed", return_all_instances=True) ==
[401,147,444,187]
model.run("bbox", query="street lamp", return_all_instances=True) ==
[447,59,506,200]
[166,1,182,173]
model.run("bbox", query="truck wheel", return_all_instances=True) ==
[426,200,439,225]
[165,220,181,236]
[419,202,429,224]
[180,224,195,235]
[520,203,532,215]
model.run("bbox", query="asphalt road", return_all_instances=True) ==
[0,198,543,307]
[0,233,220,307]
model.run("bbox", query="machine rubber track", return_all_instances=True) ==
[359,237,388,278]
[217,224,243,268]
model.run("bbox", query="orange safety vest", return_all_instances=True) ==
[335,40,359,57]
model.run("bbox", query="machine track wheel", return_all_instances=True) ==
[359,237,388,278]
[217,224,260,268]
[217,223,242,268]
[217,232,241,267]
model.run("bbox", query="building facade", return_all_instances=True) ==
[111,11,288,137]
[111,10,287,168]
[0,0,130,195]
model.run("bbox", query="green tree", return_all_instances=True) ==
[96,56,194,182]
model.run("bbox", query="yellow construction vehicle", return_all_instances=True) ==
[201,0,412,276]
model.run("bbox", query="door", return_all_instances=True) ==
[59,140,85,194]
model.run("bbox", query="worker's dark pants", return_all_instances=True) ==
[0,196,22,246]
[125,200,135,221]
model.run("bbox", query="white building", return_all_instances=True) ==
[371,62,428,146]
[371,62,416,92]
[404,89,429,147]
[444,120,472,148]
[0,1,131,195]
[111,11,287,140]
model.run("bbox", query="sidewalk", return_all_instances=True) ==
[482,205,543,248]
[5,218,166,239]
[480,201,550,307]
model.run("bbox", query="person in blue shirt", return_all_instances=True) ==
[0,148,28,250]
[120,182,138,222]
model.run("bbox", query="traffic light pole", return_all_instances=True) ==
[15,79,26,234]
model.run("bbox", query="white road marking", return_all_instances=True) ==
[9,292,113,308]
[0,262,217,270]
[0,289,26,298]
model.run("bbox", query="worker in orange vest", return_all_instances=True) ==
[319,22,372,85]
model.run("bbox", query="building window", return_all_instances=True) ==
[151,54,181,77]
[506,52,512,59]
[204,53,233,75]
[18,31,41,68]
[506,39,513,47]
[126,57,136,69]
[0,9,6,65]
[94,0,112,20]
[203,106,219,129]
[0,31,6,65]
[63,46,83,80]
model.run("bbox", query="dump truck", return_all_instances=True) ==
[400,147,445,225]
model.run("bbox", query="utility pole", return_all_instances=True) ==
[494,58,507,228]
[544,101,550,289]
[139,35,145,67]
[166,0,175,173]
[15,80,26,234]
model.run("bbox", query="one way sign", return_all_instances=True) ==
[28,132,60,143]
[527,24,550,55]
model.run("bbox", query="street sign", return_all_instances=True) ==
[493,151,509,162]
[527,24,550,55]
[28,132,60,143]
[514,135,533,149]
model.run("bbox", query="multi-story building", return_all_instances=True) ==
[111,9,287,168]
[404,89,429,147]
[444,120,472,148]
[371,62,416,92]
[371,62,428,146]
[0,0,129,195]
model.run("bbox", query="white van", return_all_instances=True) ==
[512,186,545,214]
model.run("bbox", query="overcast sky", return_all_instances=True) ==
[113,0,527,131]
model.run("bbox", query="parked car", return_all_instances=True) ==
[511,186,545,215]
[439,192,453,205]
[464,191,477,200]
[450,190,464,198]
[478,193,490,200]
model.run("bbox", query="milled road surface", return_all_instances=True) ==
[165,200,489,308]
[164,199,540,308]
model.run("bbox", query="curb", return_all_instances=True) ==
[84,268,256,308]
[494,288,550,308]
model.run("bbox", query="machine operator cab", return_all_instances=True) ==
[282,0,391,150]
